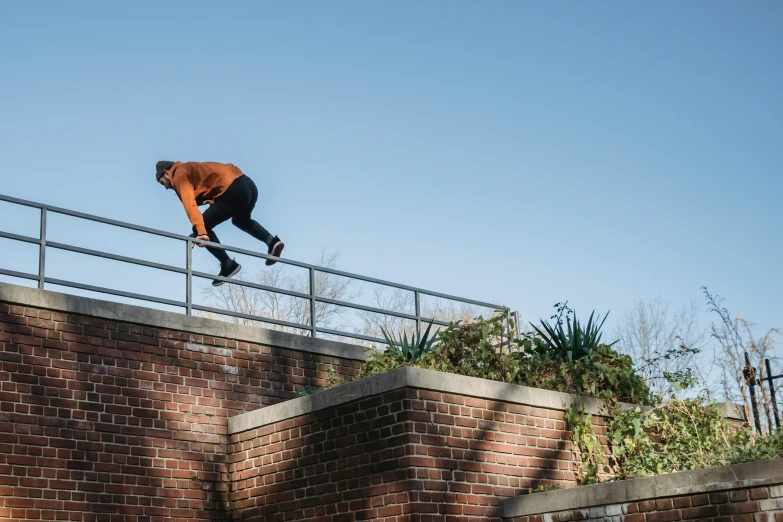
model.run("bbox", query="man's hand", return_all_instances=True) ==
[191,234,210,248]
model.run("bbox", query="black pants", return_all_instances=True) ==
[199,175,274,266]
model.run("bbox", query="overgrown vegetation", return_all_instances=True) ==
[564,392,783,485]
[301,299,782,487]
[358,304,653,405]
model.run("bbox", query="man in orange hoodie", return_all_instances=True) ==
[156,161,284,286]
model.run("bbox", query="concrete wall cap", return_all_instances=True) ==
[230,366,643,434]
[0,282,369,361]
[502,458,783,518]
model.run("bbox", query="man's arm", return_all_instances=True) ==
[172,168,207,236]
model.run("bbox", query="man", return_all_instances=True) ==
[156,160,284,286]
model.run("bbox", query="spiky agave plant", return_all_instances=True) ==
[380,319,439,361]
[530,310,616,362]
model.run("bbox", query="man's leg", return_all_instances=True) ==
[201,201,235,267]
[230,176,276,248]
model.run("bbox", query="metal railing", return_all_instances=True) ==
[0,193,508,344]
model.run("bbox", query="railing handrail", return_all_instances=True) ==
[0,192,509,344]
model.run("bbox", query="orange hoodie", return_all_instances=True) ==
[169,161,244,235]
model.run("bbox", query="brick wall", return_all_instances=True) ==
[228,385,603,522]
[3,287,759,522]
[508,484,783,522]
[0,301,361,522]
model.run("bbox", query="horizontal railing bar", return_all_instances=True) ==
[416,289,502,311]
[316,296,420,322]
[0,193,504,312]
[310,265,500,309]
[191,304,310,331]
[314,326,387,345]
[0,194,185,241]
[47,241,188,274]
[44,277,187,308]
[0,267,40,281]
[0,230,41,245]
[190,271,312,300]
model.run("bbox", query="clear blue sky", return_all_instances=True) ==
[0,1,780,334]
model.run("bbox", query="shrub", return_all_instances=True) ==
[570,393,783,485]
[357,307,652,405]
[420,313,514,382]
[515,343,653,405]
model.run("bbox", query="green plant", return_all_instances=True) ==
[566,404,609,485]
[358,311,517,381]
[297,386,318,397]
[607,395,746,479]
[731,426,783,463]
[529,304,615,362]
[527,484,562,494]
[296,364,344,397]
[424,312,517,382]
[381,319,439,361]
[513,343,652,405]
[359,308,652,405]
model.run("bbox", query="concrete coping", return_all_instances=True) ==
[0,282,370,361]
[228,366,743,434]
[502,458,783,518]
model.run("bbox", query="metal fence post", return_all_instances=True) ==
[38,208,47,290]
[185,239,192,315]
[744,351,763,433]
[766,358,780,429]
[309,268,316,338]
[415,291,421,338]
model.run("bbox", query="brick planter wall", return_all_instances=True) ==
[503,458,783,522]
[226,367,654,522]
[0,283,365,522]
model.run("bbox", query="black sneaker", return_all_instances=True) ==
[212,259,241,287]
[266,236,285,266]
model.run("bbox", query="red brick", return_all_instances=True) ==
[647,512,682,522]
[638,500,656,512]
[682,505,720,520]
[720,501,759,515]
[710,492,729,504]
[673,496,691,508]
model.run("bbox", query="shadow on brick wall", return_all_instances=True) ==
[0,302,360,522]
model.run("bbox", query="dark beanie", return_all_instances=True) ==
[155,161,175,181]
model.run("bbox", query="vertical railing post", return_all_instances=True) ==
[415,291,421,338]
[309,268,316,338]
[185,239,192,315]
[766,359,780,429]
[38,208,47,290]
[744,351,763,433]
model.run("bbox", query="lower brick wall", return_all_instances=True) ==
[0,300,360,522]
[508,485,783,522]
[228,384,595,522]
